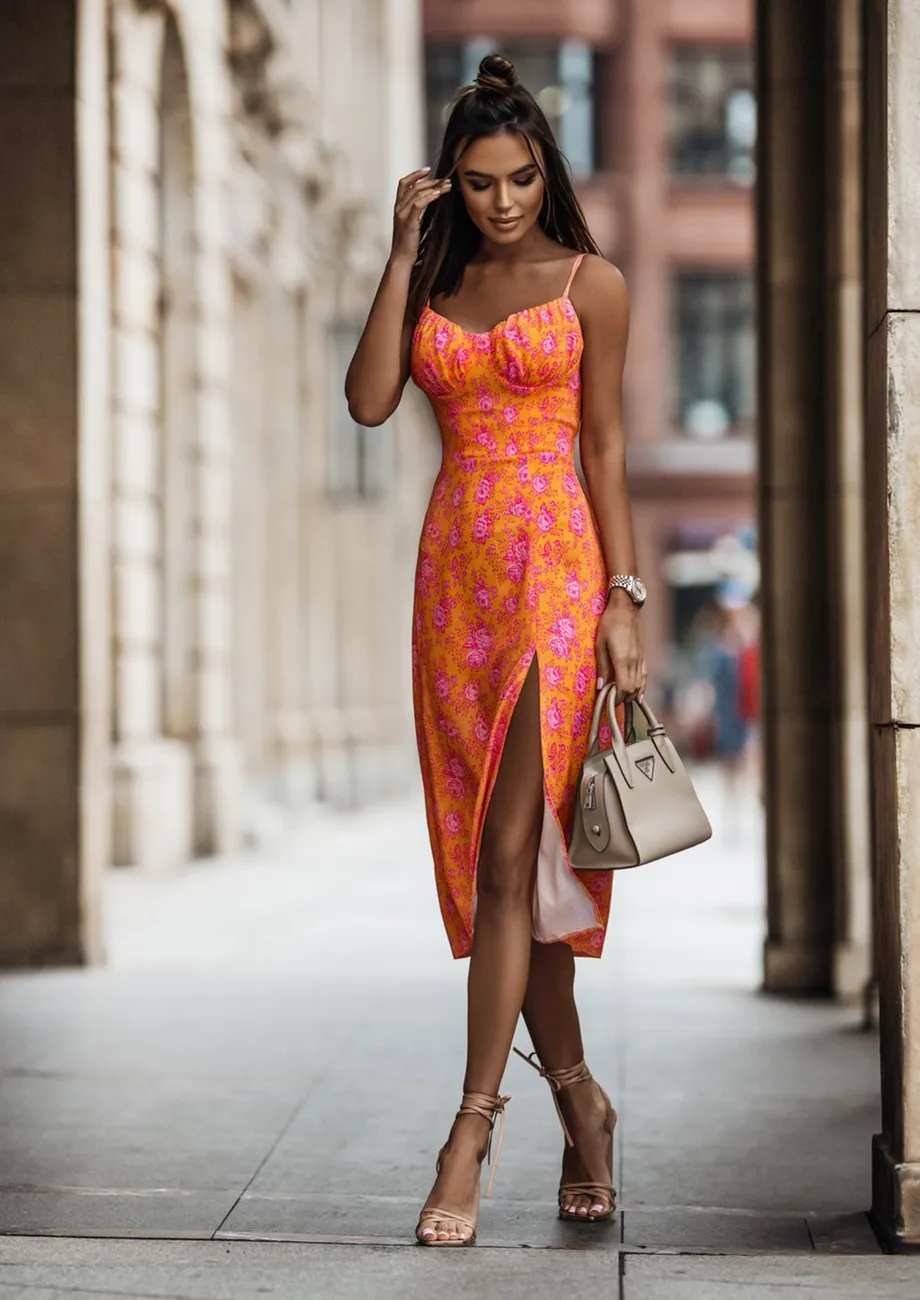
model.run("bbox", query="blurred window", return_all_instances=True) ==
[673,273,755,436]
[425,40,601,176]
[329,325,392,499]
[669,47,755,184]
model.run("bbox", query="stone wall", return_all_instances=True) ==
[0,0,430,962]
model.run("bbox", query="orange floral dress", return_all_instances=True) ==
[410,254,612,959]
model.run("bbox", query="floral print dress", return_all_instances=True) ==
[410,254,612,958]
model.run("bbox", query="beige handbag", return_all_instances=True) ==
[568,684,712,872]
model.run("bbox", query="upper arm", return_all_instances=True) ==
[571,255,630,456]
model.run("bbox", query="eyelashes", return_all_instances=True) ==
[467,176,538,193]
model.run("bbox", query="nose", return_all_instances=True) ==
[494,182,513,212]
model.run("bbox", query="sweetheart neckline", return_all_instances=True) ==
[421,295,578,340]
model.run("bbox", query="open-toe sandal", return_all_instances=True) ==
[415,1090,510,1246]
[514,1048,616,1222]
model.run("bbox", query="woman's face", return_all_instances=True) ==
[453,130,545,244]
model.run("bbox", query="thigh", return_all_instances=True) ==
[478,656,545,891]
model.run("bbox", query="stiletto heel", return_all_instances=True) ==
[514,1047,616,1221]
[415,1090,510,1246]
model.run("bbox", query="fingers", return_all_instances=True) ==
[396,167,431,201]
[395,179,452,226]
[609,650,644,702]
[595,640,612,691]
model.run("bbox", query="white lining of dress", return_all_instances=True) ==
[532,792,601,942]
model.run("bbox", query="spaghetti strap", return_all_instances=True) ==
[563,253,586,299]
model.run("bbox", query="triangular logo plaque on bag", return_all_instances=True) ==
[635,755,655,781]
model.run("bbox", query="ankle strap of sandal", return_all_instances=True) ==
[457,1091,510,1199]
[513,1048,593,1148]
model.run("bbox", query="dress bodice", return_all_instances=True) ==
[411,280,584,464]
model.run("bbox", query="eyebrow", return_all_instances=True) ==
[461,163,539,179]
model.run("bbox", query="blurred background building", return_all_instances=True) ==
[0,0,432,961]
[422,0,758,726]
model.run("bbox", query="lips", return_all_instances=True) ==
[491,216,522,230]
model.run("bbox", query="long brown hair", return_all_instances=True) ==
[408,53,601,322]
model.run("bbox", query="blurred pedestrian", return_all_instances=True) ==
[703,580,756,840]
[346,54,646,1245]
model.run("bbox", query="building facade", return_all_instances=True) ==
[422,0,757,693]
[0,0,430,958]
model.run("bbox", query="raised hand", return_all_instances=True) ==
[390,168,452,265]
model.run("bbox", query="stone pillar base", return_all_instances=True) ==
[194,738,243,856]
[763,939,833,995]
[112,739,194,871]
[833,939,873,1005]
[872,1133,920,1249]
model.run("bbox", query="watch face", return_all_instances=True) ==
[633,578,647,604]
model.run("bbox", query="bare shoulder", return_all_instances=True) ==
[572,254,629,315]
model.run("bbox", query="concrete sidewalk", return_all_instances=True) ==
[0,769,910,1298]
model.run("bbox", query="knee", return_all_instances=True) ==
[477,831,539,909]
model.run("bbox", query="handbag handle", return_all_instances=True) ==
[585,684,676,782]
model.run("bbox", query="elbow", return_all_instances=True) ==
[346,395,391,428]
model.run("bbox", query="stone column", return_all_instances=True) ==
[756,1,836,993]
[865,0,920,1249]
[825,0,873,1004]
[0,0,109,964]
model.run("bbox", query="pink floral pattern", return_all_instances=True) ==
[409,255,613,959]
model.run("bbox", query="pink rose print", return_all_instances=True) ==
[434,326,450,352]
[456,347,470,368]
[557,616,577,642]
[562,298,576,321]
[433,601,449,631]
[503,405,518,424]
[546,698,564,731]
[474,579,492,610]
[473,512,492,543]
[518,463,530,485]
[563,472,580,496]
[474,477,494,504]
[566,574,581,600]
[538,451,556,464]
[449,524,462,547]
[540,306,552,325]
[537,503,555,533]
[436,670,450,700]
[571,507,586,536]
[475,333,492,353]
[505,595,518,615]
[575,666,590,699]
[474,714,490,743]
[464,681,480,702]
[452,486,463,507]
[445,811,462,834]
[479,393,493,413]
[464,626,492,669]
[505,537,529,583]
[506,436,520,455]
[545,664,563,687]
[532,474,548,494]
[566,330,580,354]
[568,371,581,392]
[542,332,558,354]
[507,494,530,519]
[505,360,523,385]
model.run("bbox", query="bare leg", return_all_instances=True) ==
[521,937,615,1219]
[417,658,544,1243]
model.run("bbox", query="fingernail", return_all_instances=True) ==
[421,165,431,172]
[597,677,604,690]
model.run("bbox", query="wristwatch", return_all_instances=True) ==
[607,574,647,607]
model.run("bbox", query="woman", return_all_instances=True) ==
[346,54,646,1246]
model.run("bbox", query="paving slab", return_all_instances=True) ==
[623,1207,811,1252]
[621,1253,920,1298]
[0,1189,237,1238]
[807,1211,881,1253]
[219,1191,623,1248]
[0,1237,625,1300]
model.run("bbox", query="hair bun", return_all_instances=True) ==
[475,54,518,93]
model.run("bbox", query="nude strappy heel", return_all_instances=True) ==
[514,1047,617,1222]
[415,1090,510,1246]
